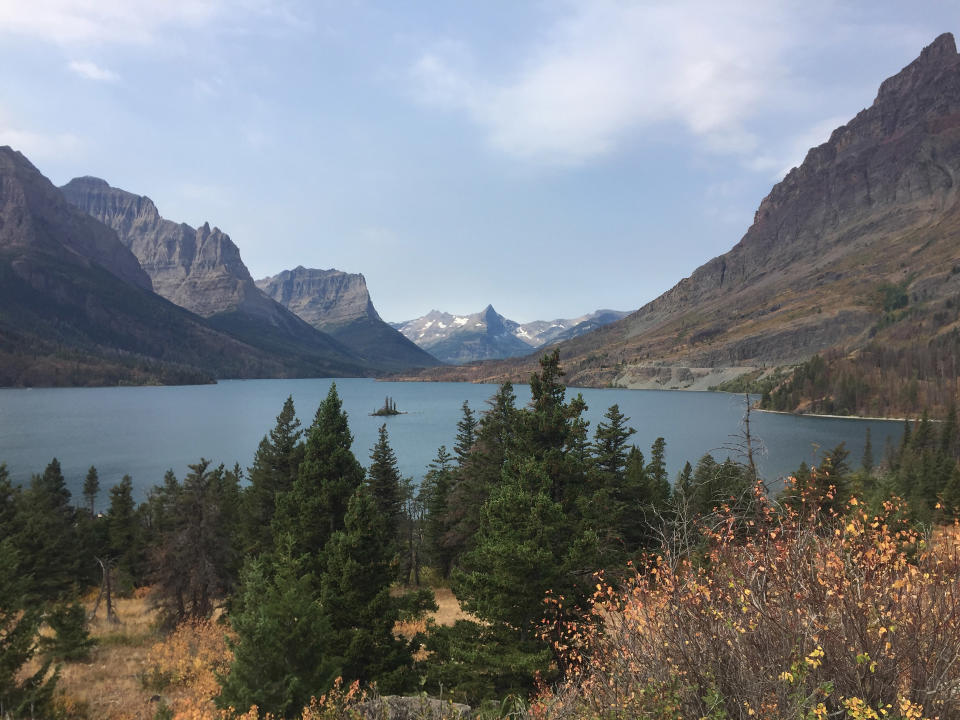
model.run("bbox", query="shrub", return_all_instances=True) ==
[534,476,960,720]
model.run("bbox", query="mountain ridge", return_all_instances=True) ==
[392,33,960,413]
[392,305,628,364]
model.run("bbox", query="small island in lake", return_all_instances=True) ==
[371,396,403,416]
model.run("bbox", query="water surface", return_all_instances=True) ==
[0,379,903,504]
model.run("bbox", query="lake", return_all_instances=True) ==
[0,378,904,504]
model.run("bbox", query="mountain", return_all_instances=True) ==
[391,306,628,364]
[255,266,441,371]
[0,147,366,386]
[60,176,371,375]
[397,34,960,414]
[513,310,630,347]
[392,305,535,364]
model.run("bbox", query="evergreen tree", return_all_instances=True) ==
[862,427,874,475]
[41,601,96,662]
[0,539,57,719]
[107,475,144,591]
[16,459,78,602]
[275,384,364,575]
[151,460,238,627]
[367,424,404,543]
[320,485,413,692]
[453,401,477,466]
[82,465,100,516]
[940,403,958,460]
[421,446,456,577]
[645,437,672,507]
[591,404,634,481]
[445,382,518,564]
[218,541,335,719]
[242,396,304,557]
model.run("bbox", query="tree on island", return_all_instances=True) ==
[372,396,401,416]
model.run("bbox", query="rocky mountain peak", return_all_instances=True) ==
[255,266,381,330]
[0,148,152,291]
[875,32,958,105]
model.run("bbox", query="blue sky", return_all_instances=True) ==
[0,1,954,322]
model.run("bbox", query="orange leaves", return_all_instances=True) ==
[534,490,960,719]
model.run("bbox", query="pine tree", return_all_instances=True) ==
[0,538,57,718]
[862,427,874,474]
[367,424,404,543]
[453,402,477,466]
[320,485,413,692]
[218,541,335,719]
[939,403,958,460]
[645,437,671,507]
[242,396,304,557]
[16,459,78,602]
[421,446,456,577]
[107,475,144,591]
[82,465,100,516]
[275,384,364,575]
[151,460,238,627]
[591,404,635,481]
[445,382,518,564]
[41,601,96,662]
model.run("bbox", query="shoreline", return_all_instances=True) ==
[752,407,910,423]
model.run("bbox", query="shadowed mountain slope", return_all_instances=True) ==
[0,148,366,385]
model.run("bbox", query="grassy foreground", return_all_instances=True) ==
[25,588,468,720]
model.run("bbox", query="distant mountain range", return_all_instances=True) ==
[0,150,448,386]
[0,146,360,386]
[391,306,628,364]
[397,33,960,417]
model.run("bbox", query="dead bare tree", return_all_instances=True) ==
[89,556,119,624]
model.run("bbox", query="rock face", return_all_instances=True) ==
[257,266,442,370]
[60,177,375,376]
[0,147,363,386]
[61,177,281,320]
[0,149,152,292]
[393,306,628,364]
[407,33,960,388]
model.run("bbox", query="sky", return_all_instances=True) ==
[0,1,954,323]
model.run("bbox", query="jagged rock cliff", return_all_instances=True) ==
[257,266,442,370]
[0,149,152,293]
[400,33,960,390]
[60,177,377,375]
[0,147,357,386]
[61,177,283,320]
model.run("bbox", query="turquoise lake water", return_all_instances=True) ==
[0,378,903,504]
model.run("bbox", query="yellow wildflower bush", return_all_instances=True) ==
[533,474,960,720]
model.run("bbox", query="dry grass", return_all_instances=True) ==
[38,592,164,720]
[21,585,470,719]
[394,587,471,640]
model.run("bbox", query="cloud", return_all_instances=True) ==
[0,125,83,161]
[410,0,793,166]
[67,60,118,82]
[0,0,304,45]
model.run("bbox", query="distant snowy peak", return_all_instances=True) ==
[513,309,630,347]
[393,306,629,364]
